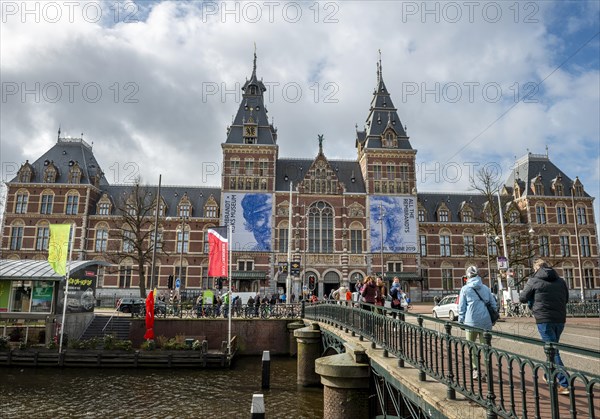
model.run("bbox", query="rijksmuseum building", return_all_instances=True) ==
[2,56,598,303]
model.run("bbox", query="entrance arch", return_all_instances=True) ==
[323,271,340,298]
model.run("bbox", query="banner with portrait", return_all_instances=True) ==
[369,195,418,253]
[222,192,273,251]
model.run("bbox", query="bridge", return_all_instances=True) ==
[299,302,600,419]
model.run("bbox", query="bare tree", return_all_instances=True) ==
[105,180,164,298]
[470,166,539,288]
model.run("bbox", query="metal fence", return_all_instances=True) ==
[305,301,600,419]
[567,301,600,317]
[126,302,302,320]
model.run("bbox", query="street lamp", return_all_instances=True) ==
[571,185,585,302]
[484,233,492,289]
[286,181,293,305]
[378,202,385,281]
[177,215,189,294]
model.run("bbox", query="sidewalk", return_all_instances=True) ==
[506,315,600,330]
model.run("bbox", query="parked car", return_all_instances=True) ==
[432,294,460,321]
[116,297,145,314]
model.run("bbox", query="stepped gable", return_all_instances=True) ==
[275,158,366,194]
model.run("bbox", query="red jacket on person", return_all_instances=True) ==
[361,282,377,304]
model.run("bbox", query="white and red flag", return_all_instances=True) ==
[208,226,228,277]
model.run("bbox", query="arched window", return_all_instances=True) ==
[535,204,546,224]
[95,223,109,252]
[277,221,289,253]
[15,190,29,214]
[10,220,25,250]
[308,201,334,253]
[36,220,50,251]
[177,224,190,254]
[40,190,55,215]
[65,191,79,215]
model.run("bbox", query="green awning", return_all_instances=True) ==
[231,271,267,280]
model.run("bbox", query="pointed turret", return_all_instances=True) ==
[225,48,277,145]
[356,52,411,151]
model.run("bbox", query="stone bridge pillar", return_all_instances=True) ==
[287,321,306,356]
[294,322,322,387]
[315,342,370,419]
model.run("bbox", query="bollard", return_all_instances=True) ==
[251,394,265,419]
[262,350,271,389]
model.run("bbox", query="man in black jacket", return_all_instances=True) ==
[519,258,570,395]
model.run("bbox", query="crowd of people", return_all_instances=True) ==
[324,275,410,312]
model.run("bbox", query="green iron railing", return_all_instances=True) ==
[304,301,600,419]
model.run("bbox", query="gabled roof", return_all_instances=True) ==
[275,158,366,193]
[505,153,591,198]
[96,185,221,218]
[10,136,107,186]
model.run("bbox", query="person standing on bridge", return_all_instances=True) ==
[458,265,497,381]
[519,258,570,395]
[360,276,378,310]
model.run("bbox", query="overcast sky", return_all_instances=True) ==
[1,0,599,220]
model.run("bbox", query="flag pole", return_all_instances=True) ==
[286,181,293,305]
[227,223,232,357]
[59,224,75,353]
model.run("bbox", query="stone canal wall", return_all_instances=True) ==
[129,319,296,355]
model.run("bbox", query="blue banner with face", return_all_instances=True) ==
[222,192,272,251]
[369,196,418,253]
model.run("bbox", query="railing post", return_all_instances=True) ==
[301,300,305,319]
[544,342,560,416]
[371,310,377,349]
[351,304,356,337]
[397,311,404,368]
[483,331,497,419]
[444,322,456,400]
[359,305,364,341]
[383,313,388,358]
[417,316,426,382]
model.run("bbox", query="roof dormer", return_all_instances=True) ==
[67,161,82,184]
[17,160,34,183]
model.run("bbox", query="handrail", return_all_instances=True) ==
[305,301,600,419]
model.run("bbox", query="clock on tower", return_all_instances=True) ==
[244,125,257,138]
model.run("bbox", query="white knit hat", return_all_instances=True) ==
[466,266,479,278]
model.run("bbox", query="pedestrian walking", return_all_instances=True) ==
[360,276,377,310]
[390,277,404,312]
[519,258,570,395]
[458,265,497,381]
[375,277,387,307]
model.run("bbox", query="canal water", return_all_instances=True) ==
[0,356,324,418]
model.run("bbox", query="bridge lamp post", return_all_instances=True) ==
[177,215,189,296]
[378,202,385,281]
[571,185,585,302]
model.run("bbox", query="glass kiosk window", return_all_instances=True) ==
[11,284,32,312]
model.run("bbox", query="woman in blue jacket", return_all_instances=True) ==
[458,266,497,380]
